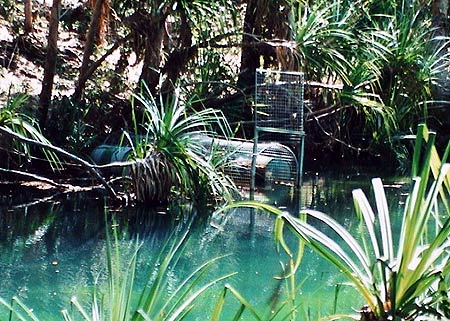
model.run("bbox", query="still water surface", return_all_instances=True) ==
[0,169,408,320]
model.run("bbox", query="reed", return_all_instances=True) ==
[0,220,235,321]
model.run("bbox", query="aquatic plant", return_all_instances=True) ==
[126,81,237,204]
[64,226,234,321]
[0,220,235,321]
[223,124,450,320]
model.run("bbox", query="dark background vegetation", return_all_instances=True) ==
[1,0,449,175]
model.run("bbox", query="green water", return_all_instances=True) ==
[0,170,409,320]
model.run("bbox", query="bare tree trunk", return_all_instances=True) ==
[39,0,60,128]
[237,0,292,88]
[88,0,110,44]
[431,0,449,35]
[73,0,105,103]
[24,0,33,34]
[237,0,261,89]
[139,21,165,95]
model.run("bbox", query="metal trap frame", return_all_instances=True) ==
[192,135,298,189]
[250,69,306,194]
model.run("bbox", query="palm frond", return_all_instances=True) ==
[0,94,62,171]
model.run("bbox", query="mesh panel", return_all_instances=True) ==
[193,136,297,187]
[227,141,297,187]
[194,70,305,191]
[255,69,305,141]
[251,69,306,191]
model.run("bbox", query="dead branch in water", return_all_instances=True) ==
[0,126,120,201]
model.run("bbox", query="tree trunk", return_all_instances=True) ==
[237,0,261,89]
[88,0,110,44]
[237,0,292,89]
[24,0,33,34]
[161,9,194,94]
[39,0,60,128]
[139,21,165,95]
[431,0,449,35]
[73,0,105,103]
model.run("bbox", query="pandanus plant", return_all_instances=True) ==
[127,82,237,204]
[225,124,450,321]
[0,94,61,170]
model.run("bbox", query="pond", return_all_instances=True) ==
[0,168,409,320]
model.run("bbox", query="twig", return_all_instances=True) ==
[306,81,344,90]
[303,104,368,152]
[306,104,351,119]
[0,126,119,200]
[0,167,67,189]
[12,194,61,209]
[76,35,130,97]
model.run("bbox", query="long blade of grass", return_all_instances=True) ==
[219,202,377,311]
[165,273,237,321]
[352,188,381,260]
[411,123,425,177]
[209,286,228,321]
[372,178,394,261]
[61,309,72,321]
[398,165,450,303]
[296,209,372,276]
[222,284,263,321]
[0,297,35,321]
[159,255,233,318]
[396,176,421,268]
[421,124,450,192]
[115,246,139,321]
[283,213,376,310]
[70,296,92,321]
[9,297,41,321]
[398,134,436,274]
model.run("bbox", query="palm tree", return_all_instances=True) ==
[111,0,237,95]
[431,0,449,34]
[238,0,293,88]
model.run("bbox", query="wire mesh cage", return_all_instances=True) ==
[254,69,305,141]
[251,69,306,192]
[193,135,298,188]
[226,141,298,187]
[192,69,305,193]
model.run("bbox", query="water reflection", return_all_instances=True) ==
[0,196,192,319]
[0,169,408,320]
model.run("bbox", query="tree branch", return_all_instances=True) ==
[0,126,119,200]
[0,167,67,189]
